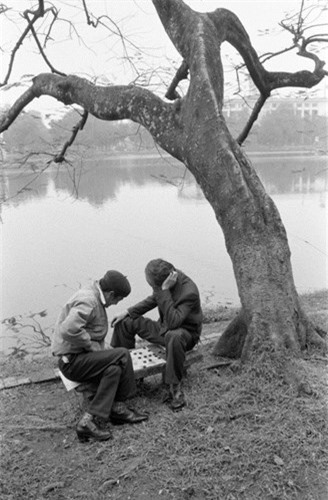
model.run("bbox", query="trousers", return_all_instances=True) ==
[58,347,136,420]
[111,317,197,385]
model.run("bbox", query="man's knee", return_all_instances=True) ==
[113,347,131,365]
[103,364,121,378]
[120,316,135,330]
[102,347,131,373]
[113,317,135,339]
[165,330,183,347]
[165,329,194,351]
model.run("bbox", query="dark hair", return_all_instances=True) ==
[99,270,131,297]
[145,259,175,287]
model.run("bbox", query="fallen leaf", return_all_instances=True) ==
[273,455,284,466]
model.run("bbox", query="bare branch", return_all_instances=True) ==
[54,109,89,162]
[213,8,327,142]
[0,87,36,131]
[0,3,11,15]
[0,0,55,87]
[237,94,268,145]
[165,59,189,100]
[1,156,52,204]
[259,45,297,65]
[24,11,67,77]
[80,0,149,72]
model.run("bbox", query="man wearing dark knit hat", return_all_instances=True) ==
[110,259,203,411]
[52,270,148,443]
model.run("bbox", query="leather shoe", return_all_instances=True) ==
[161,387,173,403]
[169,392,186,412]
[76,413,112,442]
[110,408,148,425]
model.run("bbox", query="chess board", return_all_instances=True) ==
[130,346,166,379]
[130,344,203,379]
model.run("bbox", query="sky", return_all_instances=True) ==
[1,0,327,117]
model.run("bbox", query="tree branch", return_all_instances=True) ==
[152,1,326,147]
[165,59,189,100]
[1,0,57,87]
[0,87,36,131]
[237,94,268,145]
[0,73,184,159]
[25,12,67,77]
[81,0,147,68]
[54,110,89,163]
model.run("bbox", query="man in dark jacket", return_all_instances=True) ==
[52,270,148,443]
[111,259,203,410]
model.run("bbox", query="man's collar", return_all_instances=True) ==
[95,281,106,305]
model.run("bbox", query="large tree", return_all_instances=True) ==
[0,0,327,363]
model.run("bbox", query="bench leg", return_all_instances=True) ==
[161,366,166,385]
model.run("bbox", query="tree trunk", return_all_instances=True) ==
[183,121,326,360]
[183,122,326,360]
[151,0,327,360]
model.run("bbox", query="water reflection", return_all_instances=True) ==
[3,153,327,207]
[1,153,327,355]
[251,155,327,196]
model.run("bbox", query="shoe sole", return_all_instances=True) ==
[110,417,148,426]
[77,431,112,443]
[169,401,186,411]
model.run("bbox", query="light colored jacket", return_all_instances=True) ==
[51,282,108,356]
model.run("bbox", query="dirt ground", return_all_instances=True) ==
[0,293,327,500]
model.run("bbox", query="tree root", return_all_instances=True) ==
[212,304,327,360]
[211,310,247,358]
[298,305,327,350]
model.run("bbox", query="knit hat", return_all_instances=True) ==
[99,270,131,297]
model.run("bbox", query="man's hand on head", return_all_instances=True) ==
[161,271,178,290]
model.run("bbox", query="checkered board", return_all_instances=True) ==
[130,346,166,378]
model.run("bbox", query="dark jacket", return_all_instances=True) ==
[128,270,202,338]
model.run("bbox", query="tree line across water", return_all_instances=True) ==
[1,103,326,155]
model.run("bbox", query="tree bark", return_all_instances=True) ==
[212,310,248,359]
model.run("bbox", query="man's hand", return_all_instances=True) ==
[162,271,178,290]
[111,310,129,327]
[89,341,103,352]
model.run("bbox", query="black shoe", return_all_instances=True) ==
[161,388,173,403]
[76,413,113,442]
[110,408,148,425]
[169,392,186,412]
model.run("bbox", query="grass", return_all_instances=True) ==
[0,290,327,499]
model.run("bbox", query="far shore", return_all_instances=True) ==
[3,148,326,172]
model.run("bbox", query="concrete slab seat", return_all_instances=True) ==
[58,344,203,393]
[130,344,203,380]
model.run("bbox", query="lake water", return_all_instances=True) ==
[1,152,327,353]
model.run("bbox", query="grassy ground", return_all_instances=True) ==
[0,291,327,500]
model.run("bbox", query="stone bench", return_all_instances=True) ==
[130,344,203,380]
[58,344,203,392]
